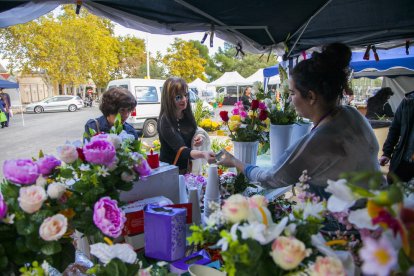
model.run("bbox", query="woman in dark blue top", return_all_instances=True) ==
[84,87,139,139]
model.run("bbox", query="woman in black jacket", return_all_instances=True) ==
[157,77,215,173]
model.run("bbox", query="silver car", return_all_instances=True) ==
[25,96,84,113]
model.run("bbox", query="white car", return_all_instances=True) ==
[25,95,84,113]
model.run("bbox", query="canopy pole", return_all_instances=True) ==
[287,0,332,57]
[17,88,25,127]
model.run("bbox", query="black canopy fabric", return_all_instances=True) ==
[0,0,413,56]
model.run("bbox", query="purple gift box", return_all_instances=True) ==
[144,204,187,261]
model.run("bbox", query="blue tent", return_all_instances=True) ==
[0,79,19,88]
[350,47,414,73]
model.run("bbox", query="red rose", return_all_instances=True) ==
[219,111,229,122]
[259,109,268,121]
[251,100,259,110]
[76,147,86,162]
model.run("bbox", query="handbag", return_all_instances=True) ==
[173,146,192,174]
[0,111,7,123]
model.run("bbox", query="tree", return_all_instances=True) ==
[163,38,206,82]
[113,35,146,78]
[0,5,120,92]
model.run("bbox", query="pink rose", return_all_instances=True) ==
[3,159,40,185]
[36,155,61,175]
[18,185,47,214]
[270,236,310,270]
[93,197,126,238]
[57,144,79,164]
[309,256,346,276]
[39,214,68,241]
[83,139,116,166]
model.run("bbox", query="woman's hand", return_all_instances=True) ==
[193,135,204,147]
[379,155,390,166]
[202,151,216,164]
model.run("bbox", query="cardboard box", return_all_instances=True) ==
[120,163,180,203]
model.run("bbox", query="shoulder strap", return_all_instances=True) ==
[94,119,100,133]
[173,146,187,165]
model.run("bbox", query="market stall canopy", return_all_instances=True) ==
[246,69,280,85]
[208,71,250,87]
[188,78,208,91]
[0,79,19,89]
[0,0,413,56]
[351,46,414,78]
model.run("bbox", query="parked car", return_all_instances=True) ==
[25,95,84,113]
[107,78,214,137]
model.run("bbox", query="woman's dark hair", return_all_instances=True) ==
[100,87,137,117]
[159,77,197,128]
[373,87,394,102]
[292,43,352,105]
[244,86,251,96]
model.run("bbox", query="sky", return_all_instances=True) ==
[0,20,225,69]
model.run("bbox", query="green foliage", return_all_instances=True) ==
[210,138,231,153]
[193,99,211,125]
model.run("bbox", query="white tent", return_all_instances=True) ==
[208,71,250,87]
[188,78,208,92]
[246,69,280,85]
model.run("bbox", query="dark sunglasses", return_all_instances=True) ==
[175,93,189,102]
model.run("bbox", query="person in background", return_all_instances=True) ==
[84,87,141,139]
[157,77,215,174]
[0,96,6,128]
[343,86,354,105]
[365,87,394,119]
[0,89,11,127]
[379,91,414,182]
[217,43,380,197]
[241,86,252,110]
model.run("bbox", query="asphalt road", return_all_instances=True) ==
[0,106,156,179]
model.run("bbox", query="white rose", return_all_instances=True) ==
[47,182,66,199]
[270,236,310,270]
[39,214,68,241]
[56,144,78,164]
[222,194,249,223]
[108,134,122,149]
[18,185,47,214]
[36,176,48,188]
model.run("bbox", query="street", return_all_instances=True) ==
[0,107,156,179]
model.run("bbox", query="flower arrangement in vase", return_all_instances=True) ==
[219,100,270,164]
[0,115,151,273]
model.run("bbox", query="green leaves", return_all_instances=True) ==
[41,242,62,256]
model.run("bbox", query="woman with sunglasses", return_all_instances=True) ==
[84,87,140,139]
[158,77,215,174]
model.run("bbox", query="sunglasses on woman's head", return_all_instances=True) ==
[175,93,189,102]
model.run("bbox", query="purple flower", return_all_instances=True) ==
[231,108,240,115]
[3,159,40,185]
[258,102,267,110]
[133,158,152,177]
[93,197,126,238]
[83,139,116,166]
[0,193,7,219]
[36,155,61,175]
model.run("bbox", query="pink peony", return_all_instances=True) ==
[93,197,126,238]
[222,194,249,223]
[133,158,152,177]
[0,193,7,219]
[83,139,116,166]
[3,159,40,185]
[36,155,61,175]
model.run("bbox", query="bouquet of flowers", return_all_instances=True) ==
[219,100,269,142]
[0,115,151,273]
